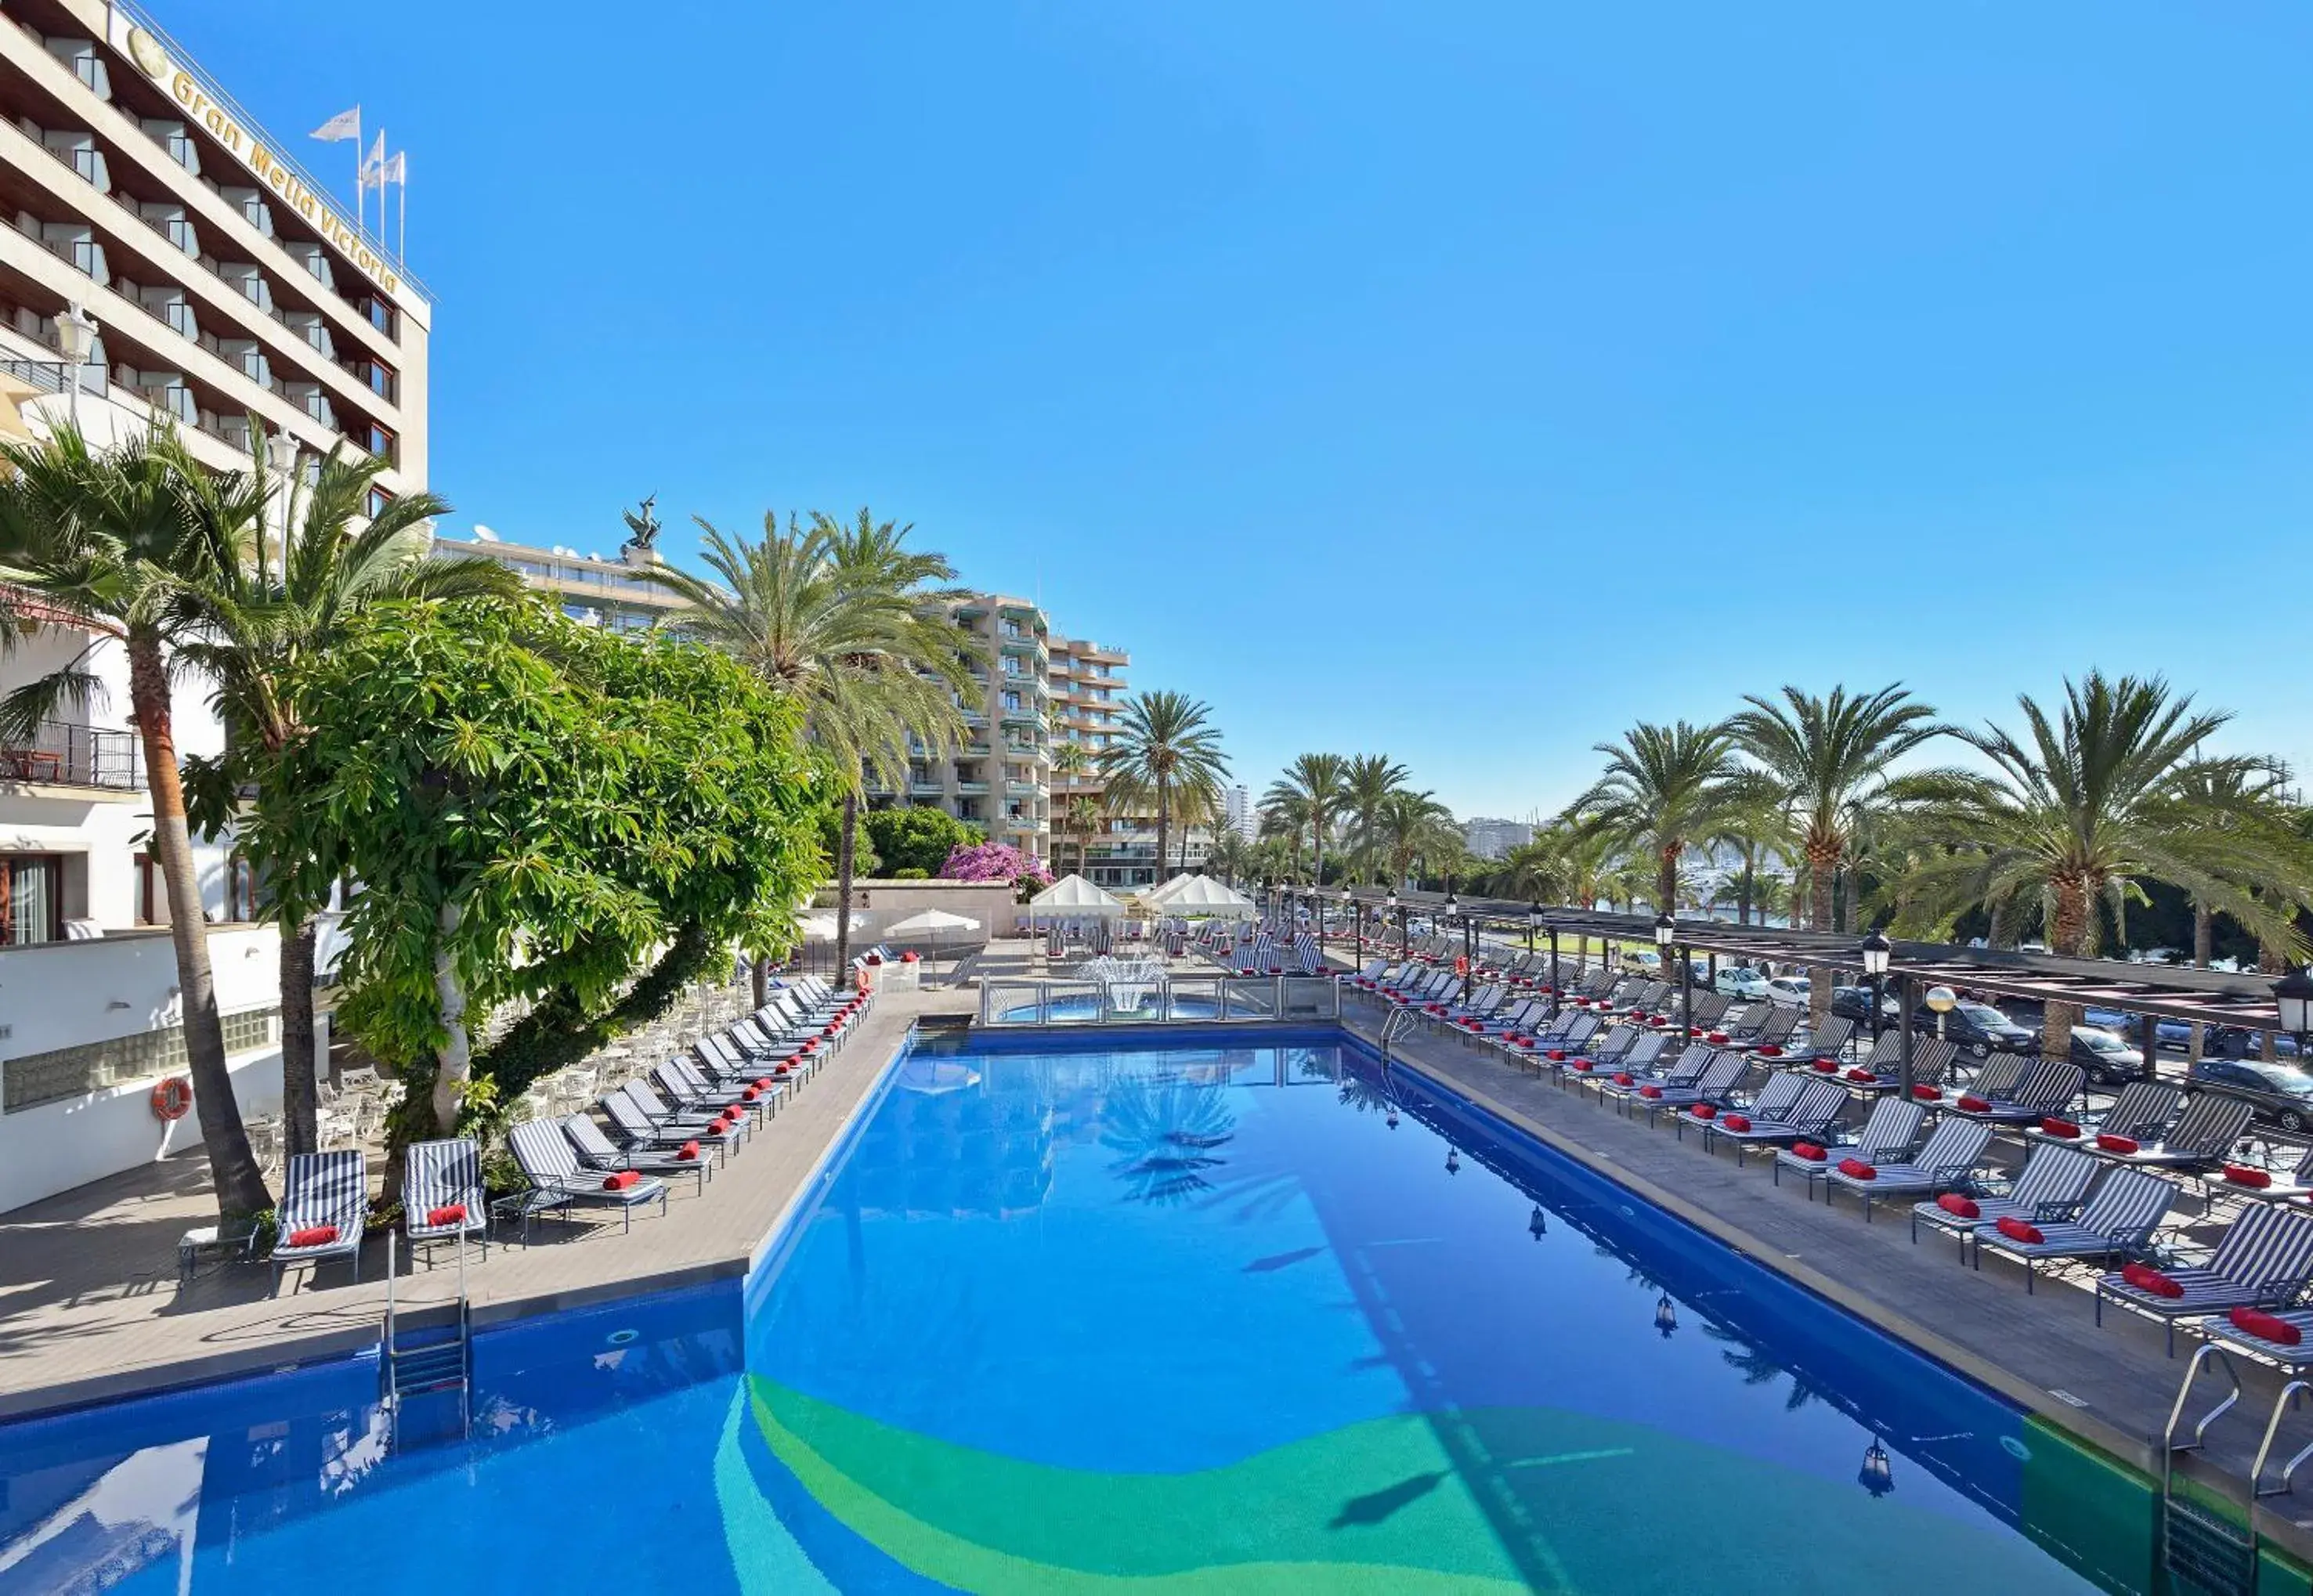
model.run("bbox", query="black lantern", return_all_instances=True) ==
[1444,890,1461,919]
[1858,1437,1894,1497]
[1861,928,1892,1039]
[1386,1106,1399,1130]
[1653,911,1676,950]
[1444,1146,1461,1175]
[1529,901,1545,930]
[1528,1204,1547,1240]
[2276,967,2313,1043]
[1653,1292,1677,1338]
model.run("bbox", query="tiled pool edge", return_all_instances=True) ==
[1336,1003,2313,1575]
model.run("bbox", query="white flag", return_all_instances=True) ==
[309,106,360,143]
[383,151,407,184]
[360,130,388,189]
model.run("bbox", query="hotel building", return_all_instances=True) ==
[0,2,427,1212]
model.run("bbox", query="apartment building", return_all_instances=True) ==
[1464,816,1534,861]
[0,2,427,1211]
[431,526,683,634]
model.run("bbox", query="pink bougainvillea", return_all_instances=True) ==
[940,841,1054,894]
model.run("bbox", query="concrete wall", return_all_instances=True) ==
[0,924,287,1213]
[813,879,1021,944]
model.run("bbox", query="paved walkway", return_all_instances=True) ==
[0,984,971,1421]
[1342,990,2313,1558]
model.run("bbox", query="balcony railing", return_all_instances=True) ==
[0,720,143,789]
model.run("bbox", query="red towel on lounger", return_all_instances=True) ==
[1690,1103,1717,1120]
[2232,1307,2301,1345]
[1639,1085,1663,1100]
[1957,1095,1992,1112]
[1791,1142,1828,1161]
[1913,1085,1942,1102]
[1995,1216,2044,1244]
[2121,1262,2184,1298]
[2225,1164,2273,1189]
[1812,1060,1839,1074]
[2040,1118,2080,1138]
[602,1172,640,1192]
[1837,1157,1876,1179]
[676,1140,702,1161]
[1937,1194,1979,1219]
[2096,1134,2138,1154]
[287,1225,338,1248]
[1721,1114,1751,1132]
[1845,1068,1876,1083]
[425,1204,466,1227]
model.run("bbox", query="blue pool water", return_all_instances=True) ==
[0,1031,2205,1592]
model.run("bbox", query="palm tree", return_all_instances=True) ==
[644,509,972,976]
[1487,832,1569,902]
[1206,829,1257,886]
[1097,691,1228,889]
[1268,753,1350,886]
[1169,775,1222,876]
[1257,787,1312,879]
[1888,673,2313,1057]
[175,448,514,1160]
[1570,720,1743,915]
[1339,754,1409,883]
[0,425,269,1221]
[1373,789,1458,890]
[2167,761,2303,1063]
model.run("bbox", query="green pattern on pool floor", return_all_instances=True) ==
[734,1377,2087,1594]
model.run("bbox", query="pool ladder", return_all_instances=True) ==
[2161,1344,2289,1596]
[380,1230,472,1445]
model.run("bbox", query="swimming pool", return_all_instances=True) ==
[0,1029,2238,1592]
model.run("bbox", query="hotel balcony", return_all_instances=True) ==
[0,719,143,795]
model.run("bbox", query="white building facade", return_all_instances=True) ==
[1,0,426,1212]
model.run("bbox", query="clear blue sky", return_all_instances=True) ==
[186,2,2313,818]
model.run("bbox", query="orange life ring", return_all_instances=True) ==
[151,1076,193,1121]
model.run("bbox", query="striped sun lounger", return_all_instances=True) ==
[1943,1060,2087,1126]
[1823,1117,1995,1221]
[2209,1143,2313,1207]
[562,1112,711,1196]
[1776,1097,1925,1198]
[1631,1049,1749,1127]
[1702,1077,1852,1165]
[1908,1140,2101,1260]
[2024,1081,2182,1152]
[1590,1043,1710,1114]
[2085,1094,2255,1173]
[2095,1203,2313,1355]
[403,1137,489,1262]
[269,1149,367,1293]
[1970,1165,2178,1294]
[509,1119,668,1234]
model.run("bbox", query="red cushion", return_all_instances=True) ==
[1811,1060,1839,1074]
[741,1086,760,1102]
[1639,1085,1663,1100]
[602,1172,639,1192]
[2040,1117,2081,1138]
[2122,1262,2184,1298]
[1707,1031,1728,1044]
[1937,1193,1980,1219]
[286,1224,338,1248]
[2232,1307,2303,1345]
[1995,1216,2044,1244]
[1613,1073,1634,1087]
[753,1077,774,1090]
[1690,1103,1717,1120]
[775,1063,793,1075]
[2096,1133,2139,1154]
[425,1204,466,1227]
[1722,1114,1751,1132]
[676,1139,703,1161]
[1837,1157,1877,1180]
[1791,1142,1828,1161]
[1758,1045,1783,1058]
[1547,1050,1567,1062]
[1957,1095,1993,1113]
[1912,1085,1942,1101]
[2225,1164,2274,1190]
[1845,1067,1876,1083]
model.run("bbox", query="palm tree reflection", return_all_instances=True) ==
[1103,1077,1238,1205]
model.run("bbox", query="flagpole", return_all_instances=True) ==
[397,165,406,259]
[352,111,363,235]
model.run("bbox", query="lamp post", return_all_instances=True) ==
[1860,927,1894,1088]
[1339,886,1353,963]
[263,428,300,571]
[1528,1204,1547,1240]
[1389,888,1405,962]
[1858,1437,1894,1498]
[1444,1146,1460,1176]
[1925,984,1957,1044]
[1654,1292,1678,1338]
[54,303,96,427]
[2275,967,2313,1055]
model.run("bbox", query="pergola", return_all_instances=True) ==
[1267,882,2313,1092]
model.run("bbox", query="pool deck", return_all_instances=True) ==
[1340,990,2313,1563]
[0,981,978,1423]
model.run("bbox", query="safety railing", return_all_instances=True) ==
[977,975,1342,1026]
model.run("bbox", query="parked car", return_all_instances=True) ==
[1909,998,2036,1059]
[1715,966,1771,1000]
[1765,975,1812,1008]
[2080,1009,2297,1057]
[2188,1056,2313,1134]
[2202,1025,2302,1060]
[2069,1025,2148,1085]
[1829,985,1901,1028]
[1621,948,1663,973]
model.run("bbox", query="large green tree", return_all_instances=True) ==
[179,447,517,1160]
[863,804,984,877]
[243,599,824,1143]
[1097,691,1230,890]
[1266,753,1350,886]
[1339,753,1411,883]
[643,509,972,977]
[0,425,268,1221]
[1887,673,2313,1057]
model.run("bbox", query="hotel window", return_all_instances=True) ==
[366,485,396,518]
[362,297,397,338]
[1001,691,1021,712]
[1,854,63,945]
[360,420,397,462]
[364,358,398,402]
